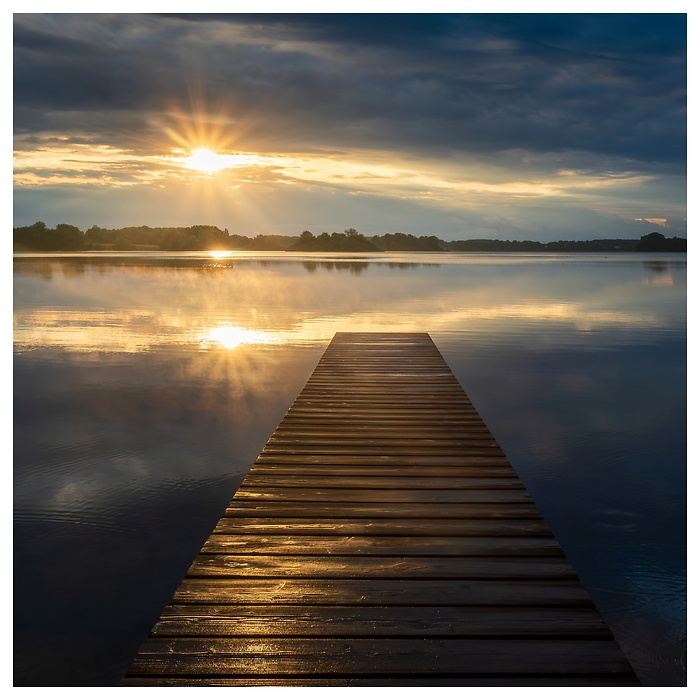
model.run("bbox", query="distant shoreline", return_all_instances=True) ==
[12,224,686,254]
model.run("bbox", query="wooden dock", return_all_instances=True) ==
[122,332,639,686]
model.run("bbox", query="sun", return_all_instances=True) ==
[182,148,233,172]
[174,147,265,173]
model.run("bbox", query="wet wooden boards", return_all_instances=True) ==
[122,332,639,686]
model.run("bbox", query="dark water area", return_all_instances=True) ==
[13,252,686,686]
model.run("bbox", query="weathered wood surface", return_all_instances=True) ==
[122,332,638,686]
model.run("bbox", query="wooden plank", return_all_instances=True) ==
[259,448,507,457]
[287,399,478,406]
[223,501,545,518]
[186,555,577,579]
[278,412,485,421]
[268,429,497,439]
[240,476,524,489]
[200,535,564,556]
[231,487,529,503]
[263,438,500,448]
[247,465,519,477]
[252,454,512,466]
[150,605,614,637]
[272,424,493,433]
[126,638,634,676]
[123,332,638,686]
[212,518,554,536]
[121,677,640,687]
[171,579,596,606]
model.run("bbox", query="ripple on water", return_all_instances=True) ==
[579,547,686,687]
[606,595,687,687]
[14,507,143,535]
[591,508,641,531]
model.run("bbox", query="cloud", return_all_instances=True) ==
[12,13,686,239]
[14,14,685,160]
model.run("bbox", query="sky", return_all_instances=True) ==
[12,8,687,241]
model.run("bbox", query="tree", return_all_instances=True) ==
[112,236,135,251]
[85,225,107,242]
[13,221,50,250]
[635,232,686,252]
[635,232,666,251]
[54,223,84,250]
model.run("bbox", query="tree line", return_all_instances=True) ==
[13,222,686,253]
[12,222,293,252]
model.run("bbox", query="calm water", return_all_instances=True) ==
[13,252,686,686]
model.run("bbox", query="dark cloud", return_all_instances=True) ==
[14,21,166,117]
[156,13,461,49]
[13,13,685,164]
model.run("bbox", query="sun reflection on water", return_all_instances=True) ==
[200,325,273,349]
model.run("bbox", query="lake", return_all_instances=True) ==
[13,251,686,686]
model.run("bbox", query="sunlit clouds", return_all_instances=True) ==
[635,217,669,228]
[13,138,668,213]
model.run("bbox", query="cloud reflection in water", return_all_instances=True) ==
[13,253,682,355]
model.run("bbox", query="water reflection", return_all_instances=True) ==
[14,343,324,685]
[13,252,686,686]
[13,253,685,355]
